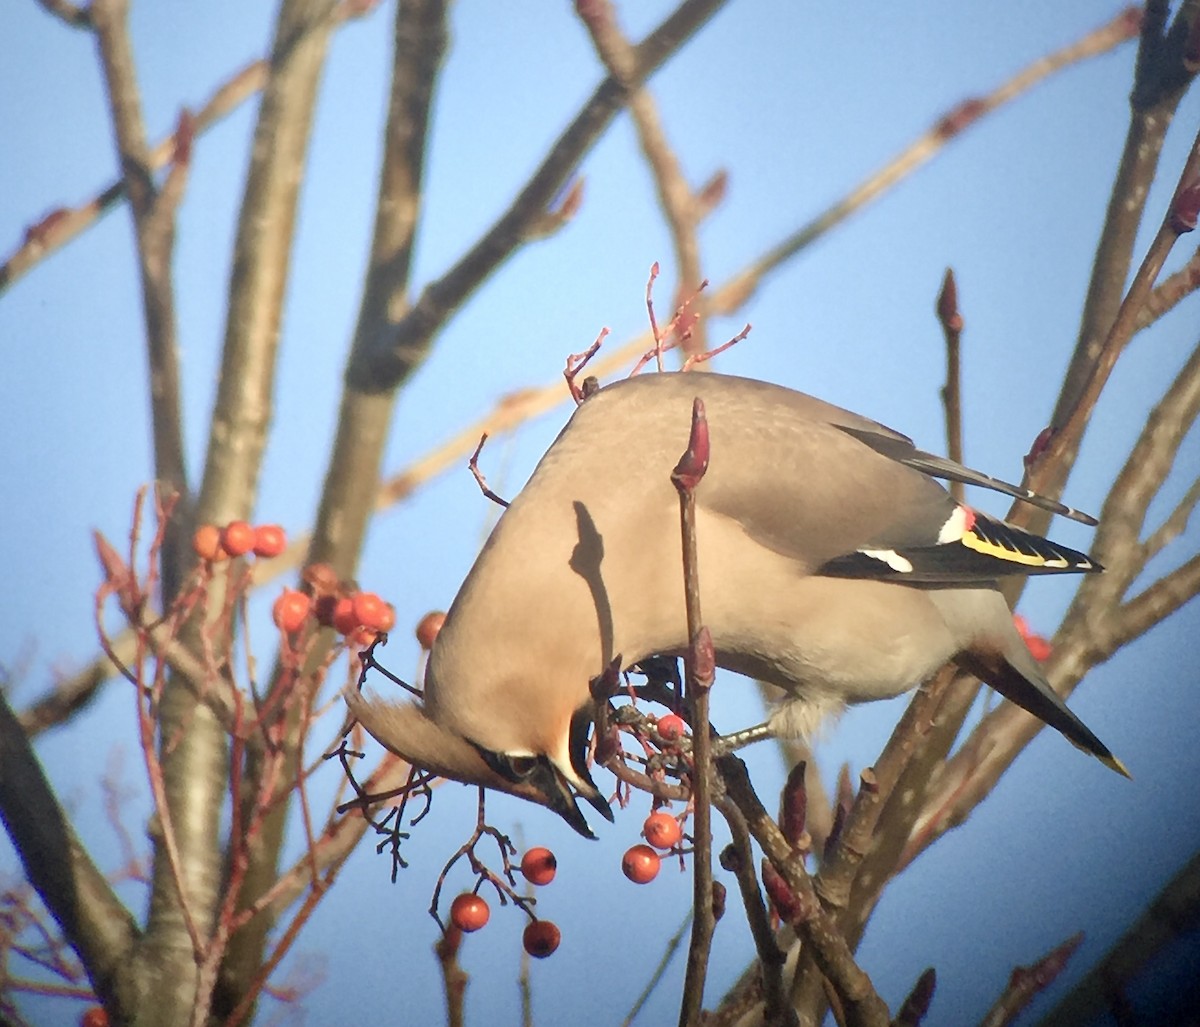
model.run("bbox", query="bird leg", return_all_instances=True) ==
[712,721,775,755]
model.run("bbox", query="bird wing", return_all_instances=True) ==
[592,374,1097,586]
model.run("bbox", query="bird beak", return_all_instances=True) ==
[567,705,615,824]
[521,758,604,840]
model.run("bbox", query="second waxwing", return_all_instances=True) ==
[348,371,1125,838]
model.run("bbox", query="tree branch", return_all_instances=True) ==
[578,0,710,356]
[708,7,1141,314]
[0,689,141,1014]
[358,0,729,390]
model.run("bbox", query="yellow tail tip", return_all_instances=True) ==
[1102,753,1132,779]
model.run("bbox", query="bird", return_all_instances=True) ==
[347,371,1125,838]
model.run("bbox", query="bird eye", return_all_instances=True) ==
[473,743,544,784]
[506,755,539,779]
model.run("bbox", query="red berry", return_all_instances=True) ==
[376,602,397,633]
[352,591,389,631]
[272,590,311,633]
[656,714,686,742]
[220,520,255,558]
[80,1008,109,1027]
[520,847,557,886]
[643,812,683,850]
[252,523,287,558]
[416,610,446,650]
[348,625,378,649]
[332,596,360,635]
[522,919,561,958]
[192,524,224,562]
[622,844,661,884]
[449,892,490,932]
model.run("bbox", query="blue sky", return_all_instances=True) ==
[2,2,1199,1024]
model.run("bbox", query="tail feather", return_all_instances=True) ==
[956,646,1129,778]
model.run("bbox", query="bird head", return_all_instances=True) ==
[345,690,613,838]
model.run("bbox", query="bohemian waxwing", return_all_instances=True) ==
[347,372,1124,838]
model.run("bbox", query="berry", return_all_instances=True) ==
[622,844,661,884]
[192,524,224,562]
[80,1008,109,1027]
[272,590,311,633]
[416,610,447,650]
[643,812,683,850]
[252,523,287,558]
[220,520,255,558]
[656,713,686,742]
[352,591,389,631]
[520,847,557,886]
[332,596,360,635]
[449,892,490,932]
[375,602,397,633]
[348,625,378,649]
[523,919,561,958]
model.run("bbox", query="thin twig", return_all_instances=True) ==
[717,756,889,1027]
[672,398,716,1027]
[621,910,694,1027]
[578,0,709,357]
[2,0,377,296]
[936,268,964,500]
[707,7,1141,315]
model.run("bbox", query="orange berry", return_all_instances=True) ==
[522,919,561,958]
[416,610,446,650]
[332,596,360,635]
[352,591,389,631]
[622,844,661,884]
[520,847,557,886]
[192,524,224,562]
[449,892,490,932]
[80,1007,109,1027]
[348,625,378,649]
[272,590,311,633]
[252,523,287,558]
[656,714,686,742]
[643,812,683,850]
[376,602,397,633]
[220,520,255,558]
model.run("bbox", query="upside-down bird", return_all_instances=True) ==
[347,372,1124,838]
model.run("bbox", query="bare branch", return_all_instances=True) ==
[578,0,709,356]
[708,8,1141,315]
[0,689,140,1013]
[360,0,729,391]
[936,268,965,500]
[1040,850,1200,1025]
[92,0,192,599]
[2,1,376,296]
[671,398,716,1026]
[717,755,889,1027]
[1136,242,1200,331]
[215,3,449,1015]
[35,0,92,29]
[1053,0,1199,426]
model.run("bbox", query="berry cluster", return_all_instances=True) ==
[192,520,287,562]
[447,847,562,958]
[270,563,397,649]
[622,811,686,884]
